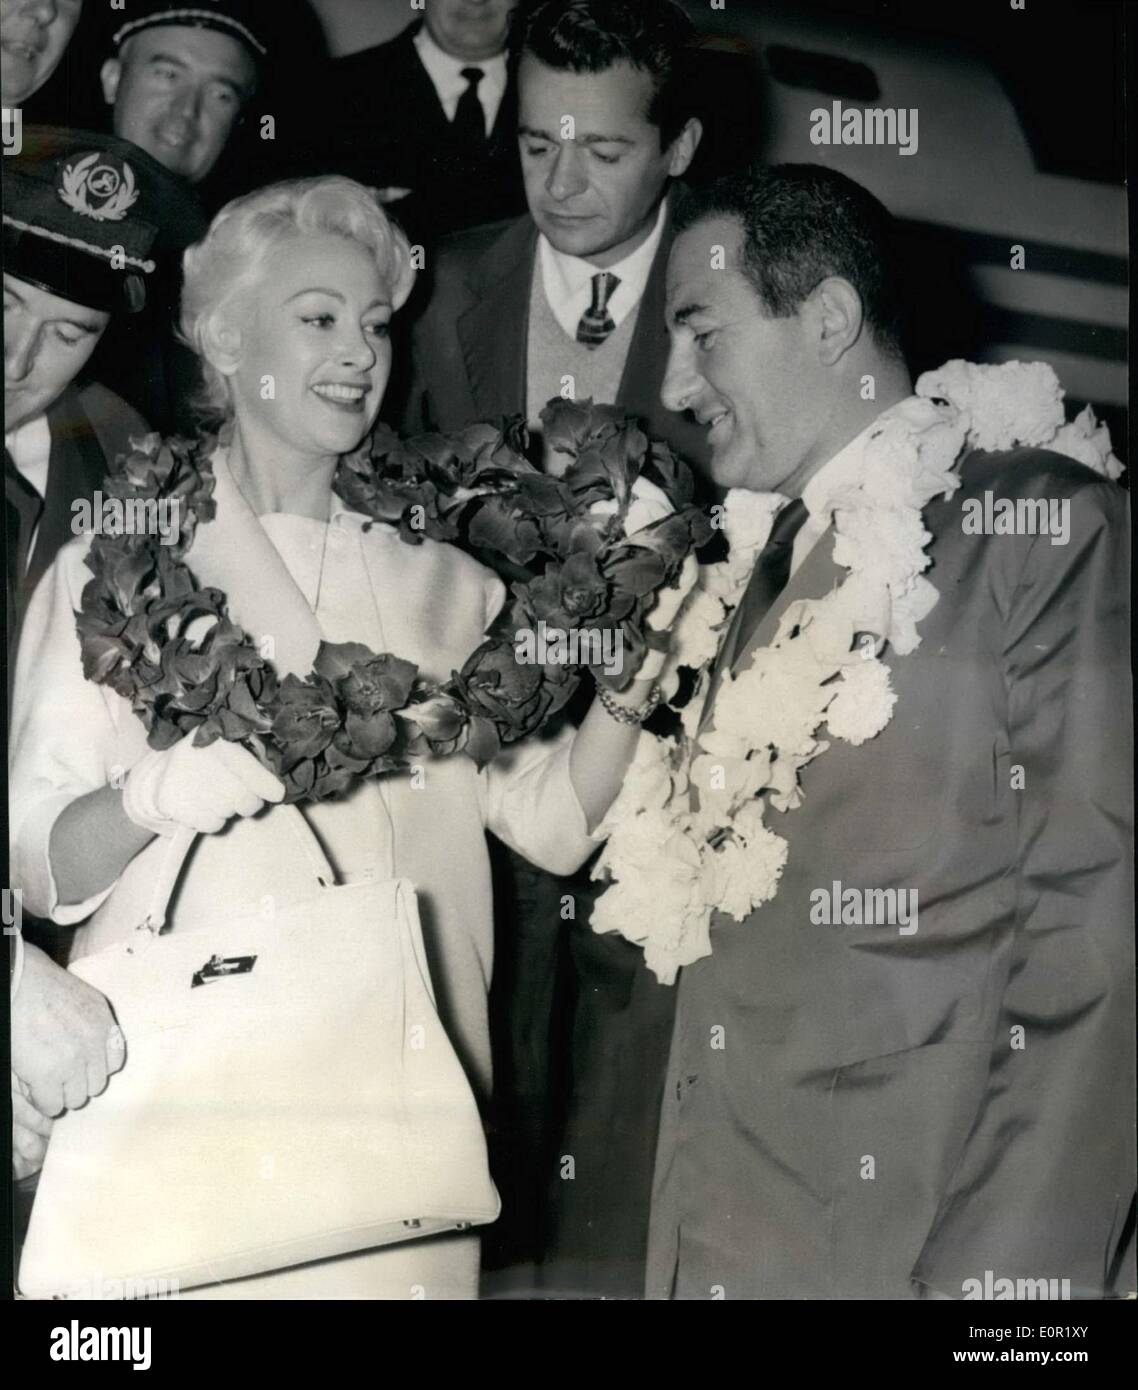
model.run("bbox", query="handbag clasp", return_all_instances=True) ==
[191,954,257,988]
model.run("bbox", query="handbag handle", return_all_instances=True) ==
[137,804,336,937]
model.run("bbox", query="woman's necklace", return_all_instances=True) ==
[311,507,333,619]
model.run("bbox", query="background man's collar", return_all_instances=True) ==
[537,199,668,337]
[414,23,508,86]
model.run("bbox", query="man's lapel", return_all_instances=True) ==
[489,56,519,144]
[27,386,107,595]
[400,21,453,138]
[456,216,536,421]
[698,528,846,738]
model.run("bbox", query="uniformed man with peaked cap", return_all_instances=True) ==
[4,126,169,687]
[100,0,268,188]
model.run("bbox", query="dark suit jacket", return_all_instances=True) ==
[402,201,710,475]
[649,448,1134,1299]
[328,19,525,239]
[5,383,148,702]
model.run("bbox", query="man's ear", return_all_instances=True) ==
[100,58,122,107]
[810,276,864,366]
[666,117,703,179]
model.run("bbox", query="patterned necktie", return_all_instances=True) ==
[452,66,487,150]
[576,271,621,348]
[706,497,810,705]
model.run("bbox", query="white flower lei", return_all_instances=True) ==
[591,361,1123,984]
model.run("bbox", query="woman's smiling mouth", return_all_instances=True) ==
[312,382,368,411]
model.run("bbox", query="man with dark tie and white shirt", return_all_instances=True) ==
[330,0,525,238]
[403,0,712,1300]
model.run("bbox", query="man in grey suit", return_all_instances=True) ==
[403,0,711,1295]
[648,163,1134,1299]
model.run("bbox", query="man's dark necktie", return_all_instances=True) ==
[576,271,621,348]
[452,66,487,151]
[709,496,810,694]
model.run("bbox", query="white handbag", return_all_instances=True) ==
[18,805,500,1299]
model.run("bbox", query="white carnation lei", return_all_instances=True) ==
[591,361,1123,984]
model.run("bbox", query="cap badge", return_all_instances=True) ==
[57,153,140,223]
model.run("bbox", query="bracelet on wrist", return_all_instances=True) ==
[596,681,662,726]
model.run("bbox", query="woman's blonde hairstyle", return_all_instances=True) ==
[180,177,417,424]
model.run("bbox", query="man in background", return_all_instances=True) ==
[404,0,710,1300]
[329,0,525,240]
[99,0,262,187]
[87,2,268,433]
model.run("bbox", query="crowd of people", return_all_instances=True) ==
[4,0,1132,1301]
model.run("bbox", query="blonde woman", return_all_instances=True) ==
[9,177,669,1298]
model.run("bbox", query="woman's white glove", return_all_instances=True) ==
[637,552,700,680]
[122,734,286,837]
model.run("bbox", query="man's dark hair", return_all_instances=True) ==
[515,0,697,147]
[675,163,906,358]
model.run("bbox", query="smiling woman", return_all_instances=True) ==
[179,177,416,464]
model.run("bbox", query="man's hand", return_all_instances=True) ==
[11,943,125,1117]
[12,1076,52,1179]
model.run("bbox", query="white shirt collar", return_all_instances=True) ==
[5,414,52,502]
[800,415,885,521]
[538,198,668,339]
[413,23,508,127]
[789,414,886,577]
[5,413,52,572]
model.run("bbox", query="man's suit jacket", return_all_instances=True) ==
[328,20,526,239]
[401,204,711,475]
[5,382,148,702]
[648,448,1134,1300]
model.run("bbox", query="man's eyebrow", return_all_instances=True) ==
[60,315,103,334]
[518,125,635,146]
[671,303,709,327]
[204,68,252,96]
[147,50,249,94]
